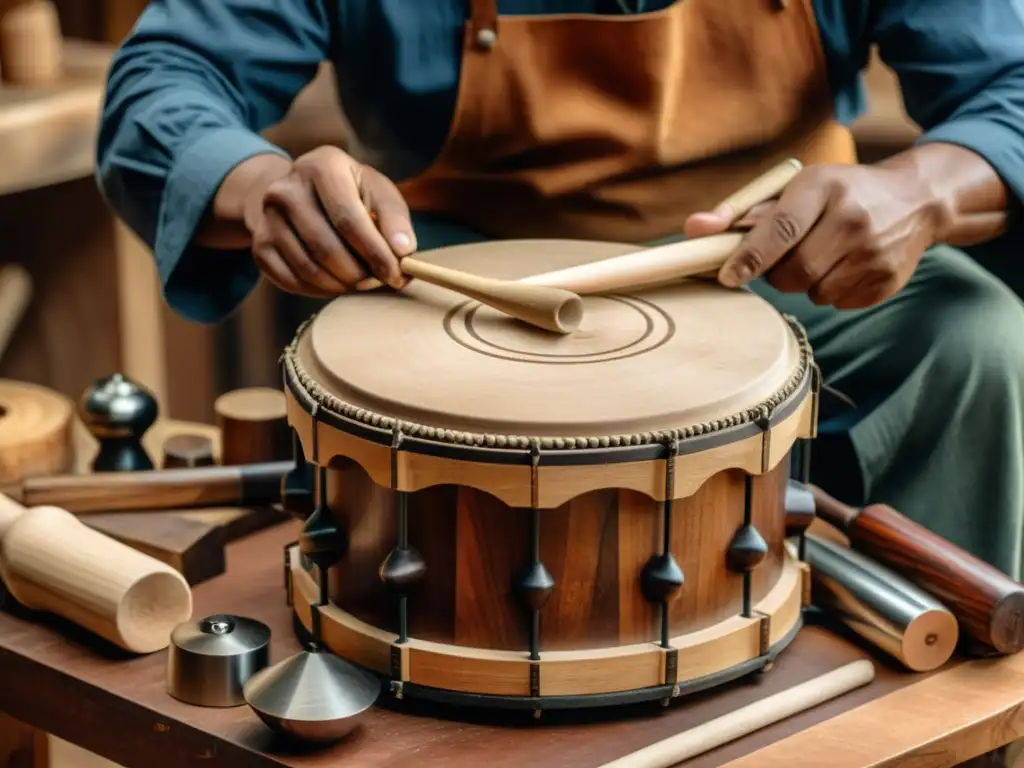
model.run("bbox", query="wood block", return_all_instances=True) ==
[83,509,226,587]
[65,417,288,585]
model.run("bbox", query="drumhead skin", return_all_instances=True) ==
[295,239,808,444]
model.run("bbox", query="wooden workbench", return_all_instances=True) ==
[1,516,1023,767]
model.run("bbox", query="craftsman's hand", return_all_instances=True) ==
[683,163,944,310]
[212,147,416,297]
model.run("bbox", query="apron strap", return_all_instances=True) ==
[469,0,498,35]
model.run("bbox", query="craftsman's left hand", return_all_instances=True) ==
[684,163,940,310]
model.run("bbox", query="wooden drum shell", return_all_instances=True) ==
[281,239,819,708]
[324,461,788,651]
[282,356,817,706]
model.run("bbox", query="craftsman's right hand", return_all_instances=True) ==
[237,147,416,297]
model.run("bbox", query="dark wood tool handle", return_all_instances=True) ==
[808,484,1024,655]
[21,461,290,514]
[783,481,816,537]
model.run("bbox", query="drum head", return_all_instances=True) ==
[301,240,803,438]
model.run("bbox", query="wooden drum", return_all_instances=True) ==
[282,239,818,711]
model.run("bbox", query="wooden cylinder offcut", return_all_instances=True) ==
[0,379,73,486]
[162,434,215,469]
[0,0,62,85]
[214,387,289,466]
[0,494,193,653]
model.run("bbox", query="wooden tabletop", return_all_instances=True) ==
[1,510,1023,768]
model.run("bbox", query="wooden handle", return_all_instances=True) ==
[0,493,193,653]
[520,159,802,295]
[597,660,875,768]
[808,484,1024,655]
[0,264,32,364]
[20,460,290,514]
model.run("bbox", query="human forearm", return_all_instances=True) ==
[194,152,294,249]
[868,0,1024,246]
[876,142,1012,248]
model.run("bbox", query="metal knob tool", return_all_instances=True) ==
[244,460,381,744]
[79,373,159,472]
[167,614,271,707]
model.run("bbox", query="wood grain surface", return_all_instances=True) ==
[4,518,1019,768]
[326,462,787,652]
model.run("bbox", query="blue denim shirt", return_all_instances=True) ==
[96,0,1024,323]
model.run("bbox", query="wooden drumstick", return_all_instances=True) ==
[20,460,290,514]
[375,258,584,334]
[597,660,875,768]
[0,493,193,653]
[520,158,802,294]
[354,159,800,318]
[803,482,1024,655]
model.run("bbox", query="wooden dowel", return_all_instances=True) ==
[356,257,585,333]
[806,483,1024,655]
[519,159,802,295]
[597,660,875,768]
[20,461,290,514]
[0,493,193,653]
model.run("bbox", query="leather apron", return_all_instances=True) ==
[398,0,857,244]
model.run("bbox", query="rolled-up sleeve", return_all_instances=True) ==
[871,1,1024,208]
[96,0,330,322]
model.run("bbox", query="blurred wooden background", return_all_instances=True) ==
[0,0,922,427]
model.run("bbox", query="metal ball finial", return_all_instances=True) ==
[78,373,159,472]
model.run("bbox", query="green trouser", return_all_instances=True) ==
[281,215,1024,578]
[752,244,1024,580]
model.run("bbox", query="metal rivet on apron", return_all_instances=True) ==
[476,28,497,49]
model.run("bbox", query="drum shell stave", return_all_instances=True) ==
[325,459,789,652]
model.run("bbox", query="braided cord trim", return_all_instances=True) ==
[282,314,813,451]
